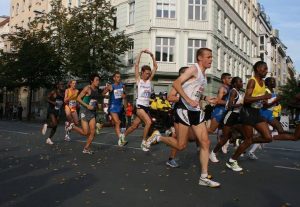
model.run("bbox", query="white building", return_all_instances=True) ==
[0,16,10,52]
[111,0,259,99]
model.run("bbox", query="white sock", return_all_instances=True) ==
[249,144,259,153]
[157,136,161,142]
[229,158,236,163]
[201,173,208,178]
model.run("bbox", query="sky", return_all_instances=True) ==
[0,0,299,72]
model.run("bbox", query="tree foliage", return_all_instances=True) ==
[279,75,300,109]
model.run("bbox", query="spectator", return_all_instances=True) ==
[126,102,133,127]
[0,105,3,120]
[17,102,23,121]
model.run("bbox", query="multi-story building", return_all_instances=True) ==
[258,2,295,87]
[111,0,260,101]
[0,16,10,52]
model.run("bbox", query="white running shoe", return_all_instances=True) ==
[146,130,161,147]
[199,177,221,188]
[226,159,243,172]
[41,124,48,135]
[221,140,230,154]
[66,123,75,132]
[64,121,69,131]
[64,133,71,141]
[247,152,258,160]
[82,148,94,154]
[209,151,219,163]
[46,138,54,145]
[141,140,149,152]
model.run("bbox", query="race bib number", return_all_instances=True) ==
[142,90,151,98]
[55,100,63,110]
[114,88,123,99]
[69,100,77,111]
[89,99,98,109]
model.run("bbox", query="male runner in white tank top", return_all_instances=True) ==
[123,49,158,151]
[146,48,221,187]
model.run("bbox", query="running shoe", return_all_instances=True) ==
[66,123,75,132]
[166,159,179,168]
[247,152,258,160]
[165,129,172,136]
[64,133,71,141]
[41,123,48,135]
[226,159,243,172]
[221,140,230,154]
[209,151,219,163]
[82,148,94,154]
[199,177,221,188]
[46,138,54,145]
[64,121,69,131]
[118,134,128,146]
[141,140,149,152]
[146,130,161,147]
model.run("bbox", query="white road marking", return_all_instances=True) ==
[0,129,31,135]
[264,146,300,152]
[75,140,144,151]
[274,166,300,171]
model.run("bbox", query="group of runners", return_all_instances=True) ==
[41,47,300,188]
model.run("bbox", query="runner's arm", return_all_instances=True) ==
[135,50,144,82]
[148,50,158,81]
[244,79,272,104]
[216,86,227,105]
[47,91,56,105]
[173,66,198,108]
[167,87,179,103]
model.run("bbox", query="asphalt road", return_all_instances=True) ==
[0,120,299,207]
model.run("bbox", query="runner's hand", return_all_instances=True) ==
[206,96,217,105]
[263,93,272,100]
[187,98,199,108]
[87,105,94,110]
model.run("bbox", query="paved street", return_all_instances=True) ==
[0,120,299,207]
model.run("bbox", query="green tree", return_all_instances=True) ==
[40,0,132,79]
[6,28,63,119]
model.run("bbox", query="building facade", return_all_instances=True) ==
[111,0,260,100]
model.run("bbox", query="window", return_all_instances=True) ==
[128,41,134,65]
[156,0,176,19]
[224,17,228,37]
[156,37,175,62]
[217,47,221,70]
[239,0,243,17]
[78,0,81,6]
[187,39,207,63]
[188,0,207,21]
[259,35,264,50]
[67,0,72,7]
[229,56,233,75]
[129,1,135,24]
[16,3,19,16]
[230,22,234,42]
[235,28,238,46]
[224,53,228,72]
[218,9,222,31]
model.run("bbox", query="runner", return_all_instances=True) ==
[166,66,197,168]
[68,74,101,154]
[41,82,65,145]
[122,49,158,151]
[102,71,128,146]
[146,48,221,187]
[64,80,79,141]
[210,77,244,163]
[226,61,300,172]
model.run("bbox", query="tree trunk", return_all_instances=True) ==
[27,88,33,120]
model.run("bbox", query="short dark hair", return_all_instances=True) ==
[231,76,242,88]
[196,48,212,61]
[89,73,101,83]
[253,61,267,72]
[141,65,151,72]
[265,77,274,87]
[113,71,121,78]
[179,66,188,75]
[221,73,231,80]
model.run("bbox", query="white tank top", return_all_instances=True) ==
[231,88,244,113]
[136,79,152,107]
[181,64,207,111]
